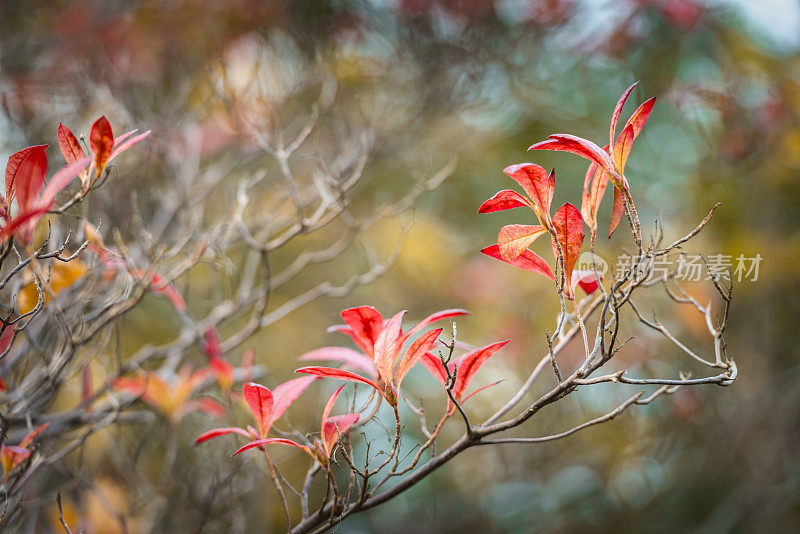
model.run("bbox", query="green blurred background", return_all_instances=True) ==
[1,0,798,532]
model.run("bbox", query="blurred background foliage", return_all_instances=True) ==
[1,0,798,532]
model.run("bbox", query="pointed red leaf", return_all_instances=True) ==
[401,308,467,343]
[321,414,359,456]
[33,157,91,212]
[57,123,85,168]
[89,116,113,176]
[373,310,405,383]
[622,97,656,141]
[270,375,316,425]
[502,163,554,223]
[613,124,635,172]
[461,380,503,402]
[109,130,151,162]
[233,438,314,458]
[478,190,531,214]
[608,187,625,238]
[340,306,384,355]
[0,207,49,244]
[529,134,614,172]
[481,244,555,282]
[581,162,609,239]
[453,340,510,399]
[550,203,584,298]
[6,145,48,212]
[196,426,250,445]
[242,382,274,437]
[298,347,375,375]
[609,81,639,147]
[295,366,382,396]
[497,224,547,261]
[420,351,449,388]
[18,423,49,448]
[396,328,442,387]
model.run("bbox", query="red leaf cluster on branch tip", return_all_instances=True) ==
[480,83,654,296]
[195,377,316,450]
[529,81,655,241]
[233,385,360,467]
[0,116,150,247]
[295,305,468,406]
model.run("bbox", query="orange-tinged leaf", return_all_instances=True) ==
[621,97,656,141]
[18,423,49,448]
[298,347,375,375]
[242,382,274,437]
[613,124,635,172]
[497,224,547,261]
[195,427,250,445]
[395,328,442,386]
[89,116,113,176]
[610,81,639,147]
[608,187,625,238]
[481,244,555,282]
[551,203,584,298]
[502,163,553,223]
[17,258,87,315]
[478,190,531,213]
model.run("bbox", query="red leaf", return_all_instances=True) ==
[401,309,467,342]
[609,82,639,147]
[89,116,113,176]
[608,187,625,238]
[0,207,50,245]
[295,366,382,396]
[453,340,510,399]
[373,310,405,383]
[298,347,376,375]
[550,203,584,298]
[529,134,614,172]
[613,124,635,172]
[340,306,384,355]
[621,97,656,141]
[57,124,85,168]
[478,190,531,214]
[321,385,346,423]
[420,351,450,388]
[242,382,274,437]
[461,380,503,402]
[395,328,442,387]
[502,163,554,223]
[270,375,316,425]
[18,423,49,448]
[481,244,555,282]
[321,414,359,456]
[580,161,609,240]
[497,224,547,261]
[109,130,151,162]
[195,426,250,445]
[233,438,313,458]
[5,145,48,212]
[33,157,91,212]
[187,398,227,417]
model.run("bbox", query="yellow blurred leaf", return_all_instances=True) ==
[17,259,87,315]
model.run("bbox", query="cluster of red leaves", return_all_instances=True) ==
[480,82,655,294]
[1,117,149,247]
[295,305,468,406]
